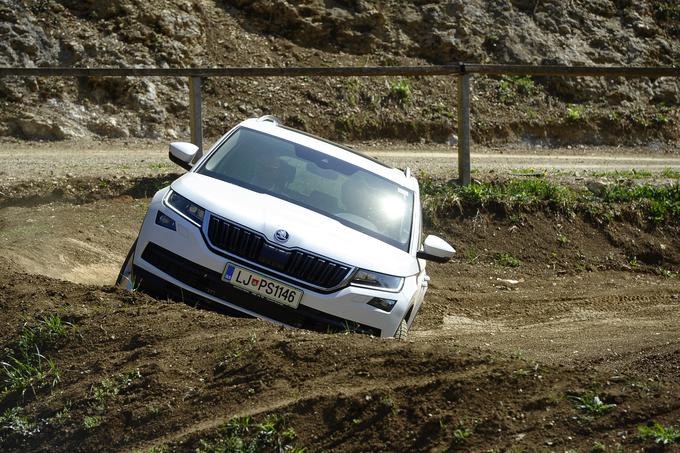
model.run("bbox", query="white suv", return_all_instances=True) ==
[117,116,454,338]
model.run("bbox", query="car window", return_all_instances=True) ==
[197,127,414,251]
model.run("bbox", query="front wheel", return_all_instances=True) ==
[115,240,137,290]
[393,318,409,341]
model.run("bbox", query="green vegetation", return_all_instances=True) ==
[0,407,39,438]
[464,246,480,264]
[50,402,72,426]
[91,378,119,408]
[498,75,535,103]
[453,427,472,442]
[653,112,669,125]
[390,79,412,105]
[589,169,653,179]
[90,368,142,410]
[343,77,361,106]
[196,414,303,453]
[637,421,680,445]
[662,168,680,179]
[432,101,454,119]
[589,441,625,452]
[495,252,521,268]
[566,104,585,121]
[600,183,680,224]
[1,315,70,397]
[379,395,398,416]
[591,441,607,452]
[421,176,576,216]
[568,391,616,415]
[83,415,102,429]
[419,175,680,226]
[658,267,677,279]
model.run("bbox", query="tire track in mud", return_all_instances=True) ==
[413,288,680,366]
[123,360,499,452]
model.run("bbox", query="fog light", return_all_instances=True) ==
[155,211,176,231]
[367,297,397,312]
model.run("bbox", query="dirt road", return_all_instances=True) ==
[1,139,678,182]
[0,140,679,451]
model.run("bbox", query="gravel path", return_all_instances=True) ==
[1,139,678,182]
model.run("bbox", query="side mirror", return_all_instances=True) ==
[169,142,199,170]
[416,235,455,263]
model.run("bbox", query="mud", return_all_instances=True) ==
[0,144,679,452]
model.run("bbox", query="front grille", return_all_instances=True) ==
[138,243,379,337]
[208,215,263,261]
[207,215,351,289]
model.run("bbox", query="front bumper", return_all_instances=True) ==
[132,193,418,337]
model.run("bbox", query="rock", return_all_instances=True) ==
[632,20,658,38]
[58,0,125,19]
[652,79,680,105]
[586,180,610,197]
[87,117,130,138]
[12,117,67,140]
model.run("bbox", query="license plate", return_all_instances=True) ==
[222,263,303,309]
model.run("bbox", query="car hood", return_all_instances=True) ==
[172,172,418,277]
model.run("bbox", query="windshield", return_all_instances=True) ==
[197,127,414,251]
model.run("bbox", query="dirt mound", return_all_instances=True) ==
[1,268,679,452]
[0,0,678,144]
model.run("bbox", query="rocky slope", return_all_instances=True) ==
[0,0,678,145]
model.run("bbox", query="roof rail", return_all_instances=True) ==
[256,115,281,126]
[404,167,411,178]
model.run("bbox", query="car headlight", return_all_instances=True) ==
[351,269,404,292]
[166,190,205,226]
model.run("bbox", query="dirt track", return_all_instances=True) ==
[1,139,678,182]
[0,141,679,451]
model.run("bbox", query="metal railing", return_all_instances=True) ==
[1,64,678,185]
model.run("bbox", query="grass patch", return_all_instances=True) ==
[90,368,142,410]
[390,79,412,105]
[638,421,680,445]
[419,174,680,225]
[196,414,303,453]
[83,415,102,429]
[421,175,576,217]
[453,427,472,443]
[599,183,680,224]
[662,168,680,179]
[567,104,585,121]
[495,252,521,268]
[464,246,480,264]
[658,267,677,279]
[567,391,616,415]
[50,402,72,426]
[498,75,535,103]
[1,315,70,398]
[0,407,39,438]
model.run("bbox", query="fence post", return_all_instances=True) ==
[457,74,471,186]
[189,76,203,159]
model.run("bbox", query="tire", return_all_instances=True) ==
[394,318,409,341]
[115,240,137,290]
